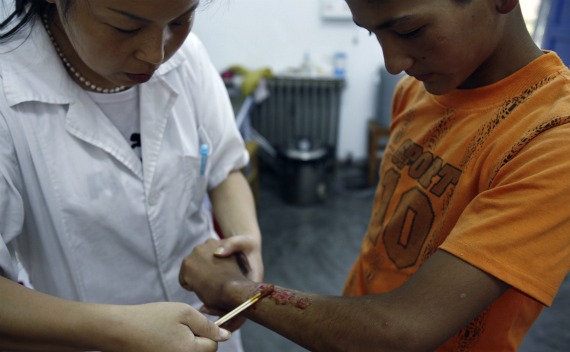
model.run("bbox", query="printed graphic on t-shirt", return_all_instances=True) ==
[365,77,567,273]
[367,138,462,269]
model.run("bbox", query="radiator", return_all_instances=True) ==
[249,76,345,158]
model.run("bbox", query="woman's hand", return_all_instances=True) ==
[101,302,231,352]
[179,239,257,331]
[0,277,230,352]
[213,234,264,282]
[207,234,264,330]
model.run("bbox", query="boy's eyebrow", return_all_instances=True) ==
[354,15,416,31]
[107,2,200,23]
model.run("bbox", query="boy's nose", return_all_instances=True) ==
[380,40,414,75]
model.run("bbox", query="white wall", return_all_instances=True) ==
[192,0,384,161]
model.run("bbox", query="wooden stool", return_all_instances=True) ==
[367,120,390,186]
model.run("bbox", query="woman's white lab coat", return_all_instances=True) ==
[0,19,247,351]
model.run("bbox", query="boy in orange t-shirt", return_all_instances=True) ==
[181,1,570,351]
[343,50,570,350]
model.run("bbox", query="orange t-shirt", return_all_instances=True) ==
[343,51,570,351]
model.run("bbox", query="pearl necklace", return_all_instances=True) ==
[42,13,126,94]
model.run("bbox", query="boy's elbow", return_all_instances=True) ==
[367,315,448,352]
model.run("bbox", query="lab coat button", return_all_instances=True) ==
[148,192,159,206]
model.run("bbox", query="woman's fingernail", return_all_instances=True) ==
[220,328,232,339]
[214,247,225,255]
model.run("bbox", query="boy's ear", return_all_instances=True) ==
[496,0,519,14]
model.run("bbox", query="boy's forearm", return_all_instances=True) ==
[223,281,407,352]
[214,251,508,352]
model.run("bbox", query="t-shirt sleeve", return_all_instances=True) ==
[440,122,570,306]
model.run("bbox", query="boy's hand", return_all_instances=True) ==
[179,239,253,312]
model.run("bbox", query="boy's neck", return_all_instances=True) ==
[459,13,543,90]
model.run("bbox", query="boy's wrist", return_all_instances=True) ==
[222,280,262,309]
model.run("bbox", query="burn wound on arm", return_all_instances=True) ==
[255,284,312,310]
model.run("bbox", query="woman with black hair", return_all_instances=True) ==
[0,0,263,350]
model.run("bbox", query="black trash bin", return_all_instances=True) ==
[279,139,329,205]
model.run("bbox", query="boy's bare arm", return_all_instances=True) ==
[181,245,508,352]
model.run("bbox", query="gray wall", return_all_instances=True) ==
[193,0,385,161]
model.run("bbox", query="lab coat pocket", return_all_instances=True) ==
[183,126,211,213]
[184,155,209,215]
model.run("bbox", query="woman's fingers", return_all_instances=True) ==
[213,236,258,257]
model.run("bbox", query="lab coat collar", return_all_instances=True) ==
[2,18,185,184]
[2,19,76,106]
[64,79,179,184]
[139,78,179,189]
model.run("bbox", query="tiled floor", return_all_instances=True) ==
[240,165,570,352]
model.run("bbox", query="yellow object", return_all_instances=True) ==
[228,65,273,97]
